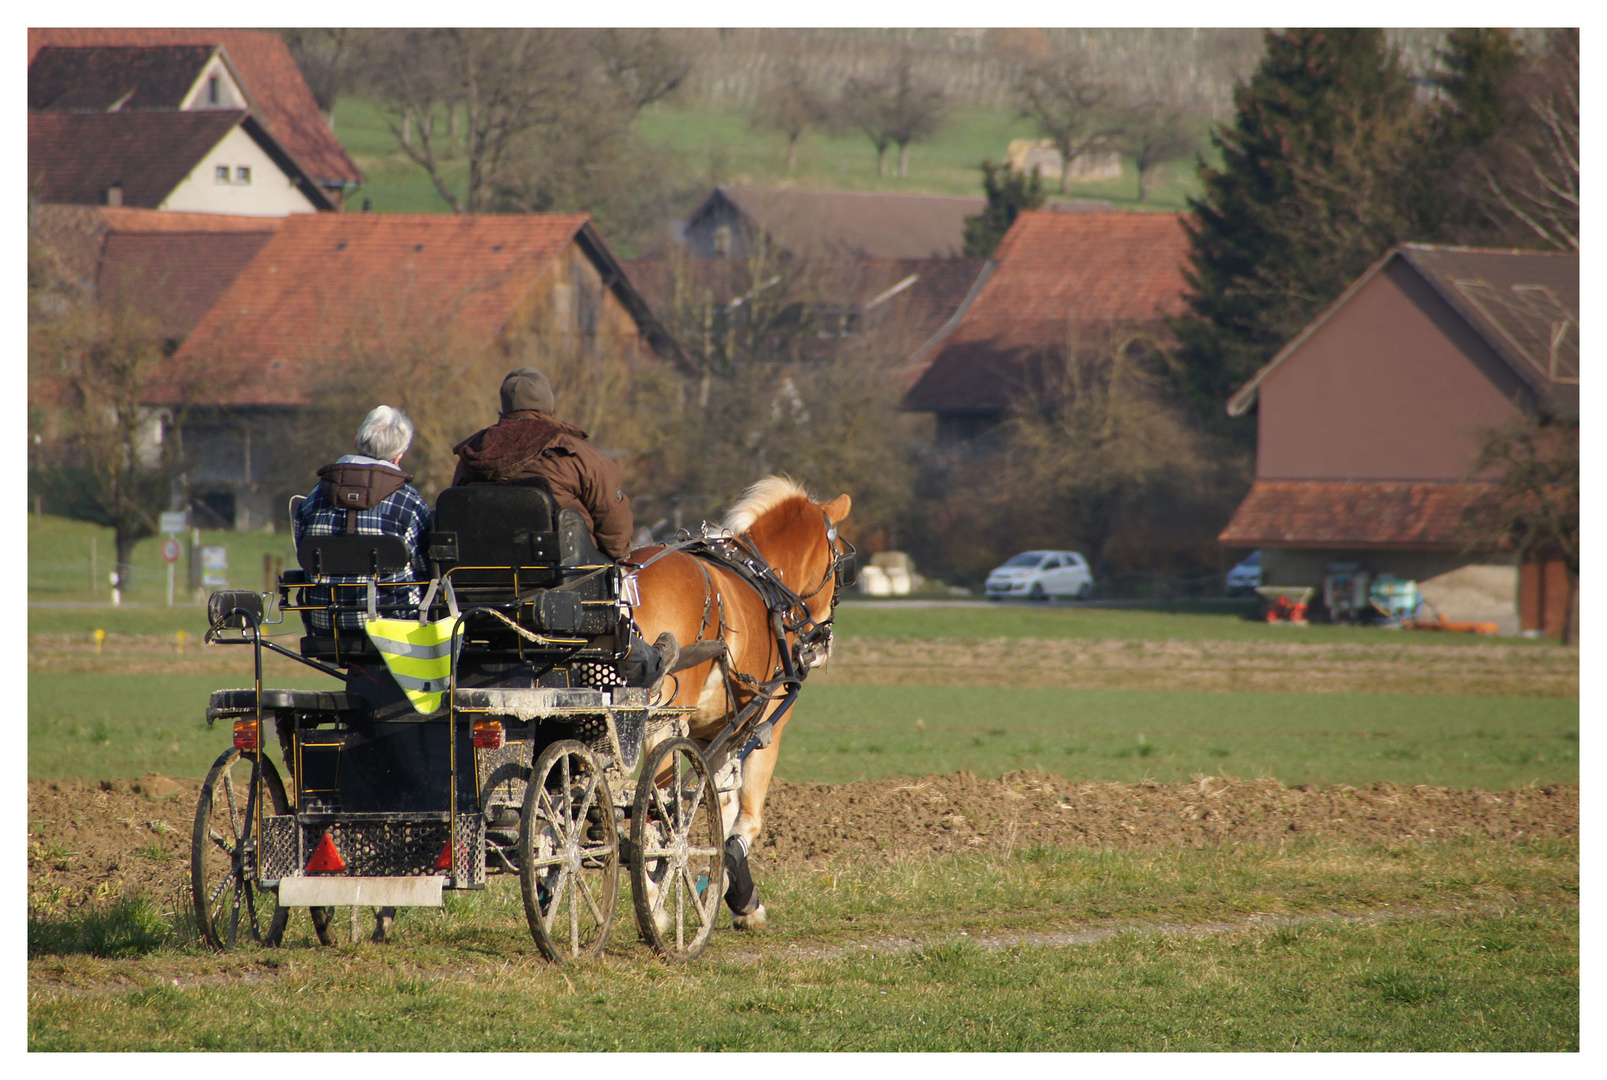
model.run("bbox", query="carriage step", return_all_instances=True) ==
[278,875,446,907]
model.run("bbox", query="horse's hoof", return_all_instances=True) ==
[732,903,767,931]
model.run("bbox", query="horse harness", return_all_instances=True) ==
[627,514,855,763]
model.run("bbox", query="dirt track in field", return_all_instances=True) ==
[27,771,1578,920]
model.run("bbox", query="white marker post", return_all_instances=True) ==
[161,537,182,607]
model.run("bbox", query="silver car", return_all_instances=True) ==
[984,550,1094,601]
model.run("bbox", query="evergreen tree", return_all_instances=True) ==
[963,160,1045,258]
[1434,28,1526,148]
[1171,29,1429,425]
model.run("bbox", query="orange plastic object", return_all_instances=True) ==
[305,831,346,874]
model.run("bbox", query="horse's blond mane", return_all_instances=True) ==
[722,475,812,535]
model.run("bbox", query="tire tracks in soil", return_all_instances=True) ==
[27,901,1541,1002]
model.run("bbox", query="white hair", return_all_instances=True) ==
[355,405,413,461]
[723,475,812,535]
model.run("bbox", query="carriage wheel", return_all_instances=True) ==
[630,738,724,962]
[518,740,619,963]
[192,748,291,951]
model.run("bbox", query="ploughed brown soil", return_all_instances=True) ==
[27,772,1579,916]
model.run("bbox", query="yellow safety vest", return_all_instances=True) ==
[365,616,462,714]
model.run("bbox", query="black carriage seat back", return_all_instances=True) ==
[295,534,412,578]
[431,485,563,604]
[429,486,618,635]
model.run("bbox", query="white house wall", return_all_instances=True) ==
[160,126,319,216]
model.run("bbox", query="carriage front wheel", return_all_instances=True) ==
[191,747,290,951]
[630,738,724,961]
[518,740,619,963]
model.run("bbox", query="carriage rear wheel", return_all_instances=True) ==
[630,738,724,962]
[518,740,619,963]
[191,748,291,951]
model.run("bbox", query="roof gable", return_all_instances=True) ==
[902,210,1191,413]
[29,29,361,188]
[1226,245,1580,417]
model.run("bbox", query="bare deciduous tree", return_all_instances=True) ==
[1469,28,1578,251]
[752,62,833,172]
[1015,61,1123,195]
[28,229,208,585]
[1113,100,1198,202]
[361,29,600,214]
[843,56,949,179]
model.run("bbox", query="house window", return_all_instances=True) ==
[236,166,251,185]
[207,75,219,105]
[713,224,732,257]
[215,165,230,183]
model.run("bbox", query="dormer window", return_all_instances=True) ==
[215,165,229,183]
[104,183,123,207]
[207,75,220,105]
[236,166,251,185]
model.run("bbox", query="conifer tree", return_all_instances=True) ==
[1171,29,1429,425]
[963,160,1046,258]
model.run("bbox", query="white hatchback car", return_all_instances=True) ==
[984,550,1094,601]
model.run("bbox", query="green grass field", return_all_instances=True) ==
[29,839,1577,1051]
[329,96,1207,223]
[27,514,1577,1051]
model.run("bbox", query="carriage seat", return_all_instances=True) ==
[289,533,416,645]
[427,485,617,636]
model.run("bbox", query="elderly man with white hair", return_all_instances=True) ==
[293,405,434,631]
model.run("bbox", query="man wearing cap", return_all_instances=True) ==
[451,368,678,688]
[450,368,634,560]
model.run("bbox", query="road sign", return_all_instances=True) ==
[161,538,182,564]
[160,512,188,534]
[202,546,228,587]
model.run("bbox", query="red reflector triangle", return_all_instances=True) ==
[306,831,346,874]
[434,840,454,871]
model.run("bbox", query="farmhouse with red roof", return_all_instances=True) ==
[28,28,363,205]
[1217,244,1579,636]
[147,213,683,528]
[900,209,1192,445]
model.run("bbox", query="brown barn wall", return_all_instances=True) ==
[1256,260,1529,482]
[497,243,645,359]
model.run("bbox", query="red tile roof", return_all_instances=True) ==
[28,29,362,188]
[28,110,247,208]
[1217,481,1493,549]
[155,213,596,406]
[903,210,1192,412]
[102,231,277,340]
[32,204,283,338]
[29,44,217,110]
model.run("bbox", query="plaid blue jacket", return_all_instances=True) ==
[292,460,433,631]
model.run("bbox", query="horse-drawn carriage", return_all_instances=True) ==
[193,478,853,964]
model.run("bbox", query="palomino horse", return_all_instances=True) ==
[630,476,851,930]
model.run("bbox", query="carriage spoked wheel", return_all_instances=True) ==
[630,738,725,962]
[518,740,619,963]
[191,747,290,951]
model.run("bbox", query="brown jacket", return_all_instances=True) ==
[450,410,633,559]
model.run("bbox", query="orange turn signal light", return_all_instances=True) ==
[471,720,504,750]
[232,719,260,751]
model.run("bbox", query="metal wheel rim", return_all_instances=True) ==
[518,740,619,964]
[630,738,724,961]
[191,748,289,951]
